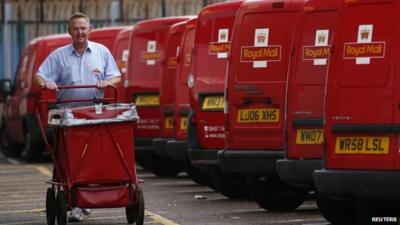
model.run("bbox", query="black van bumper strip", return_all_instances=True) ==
[163,108,174,116]
[134,138,154,156]
[331,124,395,133]
[292,119,323,127]
[314,169,400,200]
[276,158,322,189]
[188,148,220,171]
[166,139,189,163]
[218,150,284,173]
[152,138,172,157]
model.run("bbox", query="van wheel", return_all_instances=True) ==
[24,131,42,162]
[316,193,357,225]
[210,170,249,199]
[184,163,210,186]
[247,173,308,211]
[0,125,23,157]
[146,154,182,177]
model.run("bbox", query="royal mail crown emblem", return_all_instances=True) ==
[220,32,227,40]
[360,28,370,40]
[318,33,326,43]
[257,33,266,44]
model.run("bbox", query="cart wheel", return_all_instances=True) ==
[247,173,308,211]
[46,188,56,225]
[56,191,67,225]
[126,190,145,225]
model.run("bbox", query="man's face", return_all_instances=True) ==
[68,17,91,46]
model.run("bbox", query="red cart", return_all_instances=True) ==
[36,85,144,225]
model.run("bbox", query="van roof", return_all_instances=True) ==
[29,33,71,46]
[199,0,244,16]
[239,0,304,13]
[90,26,127,39]
[132,16,195,34]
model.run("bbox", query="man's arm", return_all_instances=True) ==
[97,76,121,88]
[34,74,58,90]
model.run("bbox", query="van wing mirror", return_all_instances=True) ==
[0,79,13,97]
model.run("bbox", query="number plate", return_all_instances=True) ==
[296,129,324,144]
[180,117,188,130]
[237,108,279,123]
[165,117,174,129]
[135,95,159,106]
[335,137,389,154]
[202,96,224,110]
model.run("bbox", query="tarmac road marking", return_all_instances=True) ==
[33,164,182,225]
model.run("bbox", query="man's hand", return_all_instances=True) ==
[41,81,58,90]
[97,80,110,88]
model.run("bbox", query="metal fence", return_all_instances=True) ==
[1,0,224,80]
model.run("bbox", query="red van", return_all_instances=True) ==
[219,0,308,210]
[276,0,339,190]
[111,27,133,103]
[187,0,248,198]
[0,34,71,161]
[152,19,195,173]
[90,27,126,51]
[126,17,192,177]
[165,18,202,178]
[314,0,400,223]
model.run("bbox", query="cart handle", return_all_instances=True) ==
[37,84,118,105]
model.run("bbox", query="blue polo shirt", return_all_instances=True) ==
[37,41,121,107]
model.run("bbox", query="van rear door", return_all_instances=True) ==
[227,4,300,150]
[325,0,395,170]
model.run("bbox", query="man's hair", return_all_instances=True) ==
[68,12,91,29]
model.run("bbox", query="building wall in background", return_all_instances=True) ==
[2,0,225,79]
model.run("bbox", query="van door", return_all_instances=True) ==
[228,10,299,150]
[286,10,337,159]
[325,1,395,170]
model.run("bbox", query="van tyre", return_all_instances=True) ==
[24,131,42,162]
[144,154,182,177]
[0,124,23,157]
[316,194,357,225]
[247,173,308,211]
[46,188,56,225]
[126,190,144,225]
[56,191,67,225]
[210,170,249,199]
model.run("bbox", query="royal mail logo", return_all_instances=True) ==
[240,46,281,62]
[343,42,385,58]
[185,53,192,66]
[256,32,267,44]
[318,33,326,44]
[303,46,331,60]
[360,27,370,40]
[209,42,230,54]
[168,57,178,69]
[140,51,163,62]
[344,24,385,64]
[220,30,227,41]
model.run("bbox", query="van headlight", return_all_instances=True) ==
[187,74,194,88]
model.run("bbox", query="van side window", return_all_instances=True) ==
[26,52,36,88]
[295,11,337,85]
[15,55,29,89]
[336,3,394,87]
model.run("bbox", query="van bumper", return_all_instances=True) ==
[188,148,220,171]
[276,158,322,189]
[218,150,284,173]
[314,169,400,200]
[134,138,154,156]
[152,138,172,157]
[166,140,189,163]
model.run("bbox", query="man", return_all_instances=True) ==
[34,12,121,222]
